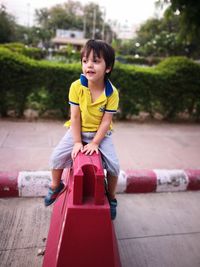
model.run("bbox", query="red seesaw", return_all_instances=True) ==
[43,151,121,267]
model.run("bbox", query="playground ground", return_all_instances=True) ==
[0,119,200,267]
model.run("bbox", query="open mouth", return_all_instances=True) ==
[87,70,95,74]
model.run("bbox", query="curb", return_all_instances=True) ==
[0,171,51,197]
[0,169,200,198]
[119,169,200,193]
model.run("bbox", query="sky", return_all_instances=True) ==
[2,0,163,27]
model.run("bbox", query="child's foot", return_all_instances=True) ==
[44,181,65,206]
[109,198,117,220]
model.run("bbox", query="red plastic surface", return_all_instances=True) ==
[43,152,121,267]
[72,151,105,205]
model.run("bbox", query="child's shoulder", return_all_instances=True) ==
[71,79,82,87]
[70,79,83,93]
[110,83,119,97]
[112,85,118,93]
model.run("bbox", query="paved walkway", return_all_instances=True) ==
[0,119,200,267]
[1,192,200,267]
[0,119,200,171]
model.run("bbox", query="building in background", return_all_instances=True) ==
[51,29,88,50]
[110,20,139,40]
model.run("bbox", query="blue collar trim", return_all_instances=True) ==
[80,74,113,97]
[80,74,88,87]
[104,79,113,97]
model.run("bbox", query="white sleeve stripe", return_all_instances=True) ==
[105,109,117,113]
[69,101,79,106]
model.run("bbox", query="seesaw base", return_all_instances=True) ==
[43,153,121,267]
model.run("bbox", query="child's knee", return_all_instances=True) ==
[49,149,72,169]
[49,152,59,169]
[49,150,65,169]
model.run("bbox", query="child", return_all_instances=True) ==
[44,39,120,220]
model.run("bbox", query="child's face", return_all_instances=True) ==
[81,50,111,83]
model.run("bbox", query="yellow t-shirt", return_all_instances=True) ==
[64,74,119,132]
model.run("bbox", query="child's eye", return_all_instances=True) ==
[93,58,100,63]
[82,58,87,63]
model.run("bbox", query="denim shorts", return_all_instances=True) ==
[49,129,120,177]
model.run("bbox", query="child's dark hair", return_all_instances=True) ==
[81,39,115,77]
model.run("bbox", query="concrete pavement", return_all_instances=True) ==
[0,118,200,267]
[0,119,200,171]
[116,192,200,267]
[1,119,200,196]
[1,192,200,267]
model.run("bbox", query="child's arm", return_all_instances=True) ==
[70,104,83,159]
[82,112,113,155]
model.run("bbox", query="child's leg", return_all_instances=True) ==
[45,129,74,206]
[97,133,120,200]
[106,173,118,220]
[51,169,64,190]
[107,173,118,200]
[44,169,65,206]
[97,133,119,220]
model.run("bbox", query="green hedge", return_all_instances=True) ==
[154,57,200,119]
[112,57,200,120]
[0,43,46,60]
[0,48,80,117]
[116,55,161,66]
[0,48,200,120]
[53,48,80,63]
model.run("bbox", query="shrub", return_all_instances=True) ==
[116,55,161,66]
[0,48,80,117]
[0,43,46,59]
[0,48,200,121]
[0,48,38,116]
[155,57,200,120]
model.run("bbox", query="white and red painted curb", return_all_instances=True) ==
[0,171,51,197]
[118,169,200,193]
[0,169,200,197]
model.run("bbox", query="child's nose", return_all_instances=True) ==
[87,60,93,67]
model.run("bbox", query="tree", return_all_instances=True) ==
[156,0,200,57]
[83,3,103,39]
[137,14,185,57]
[0,5,16,43]
[35,1,114,42]
[156,0,200,41]
[136,18,162,47]
[35,8,50,29]
[35,0,84,42]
